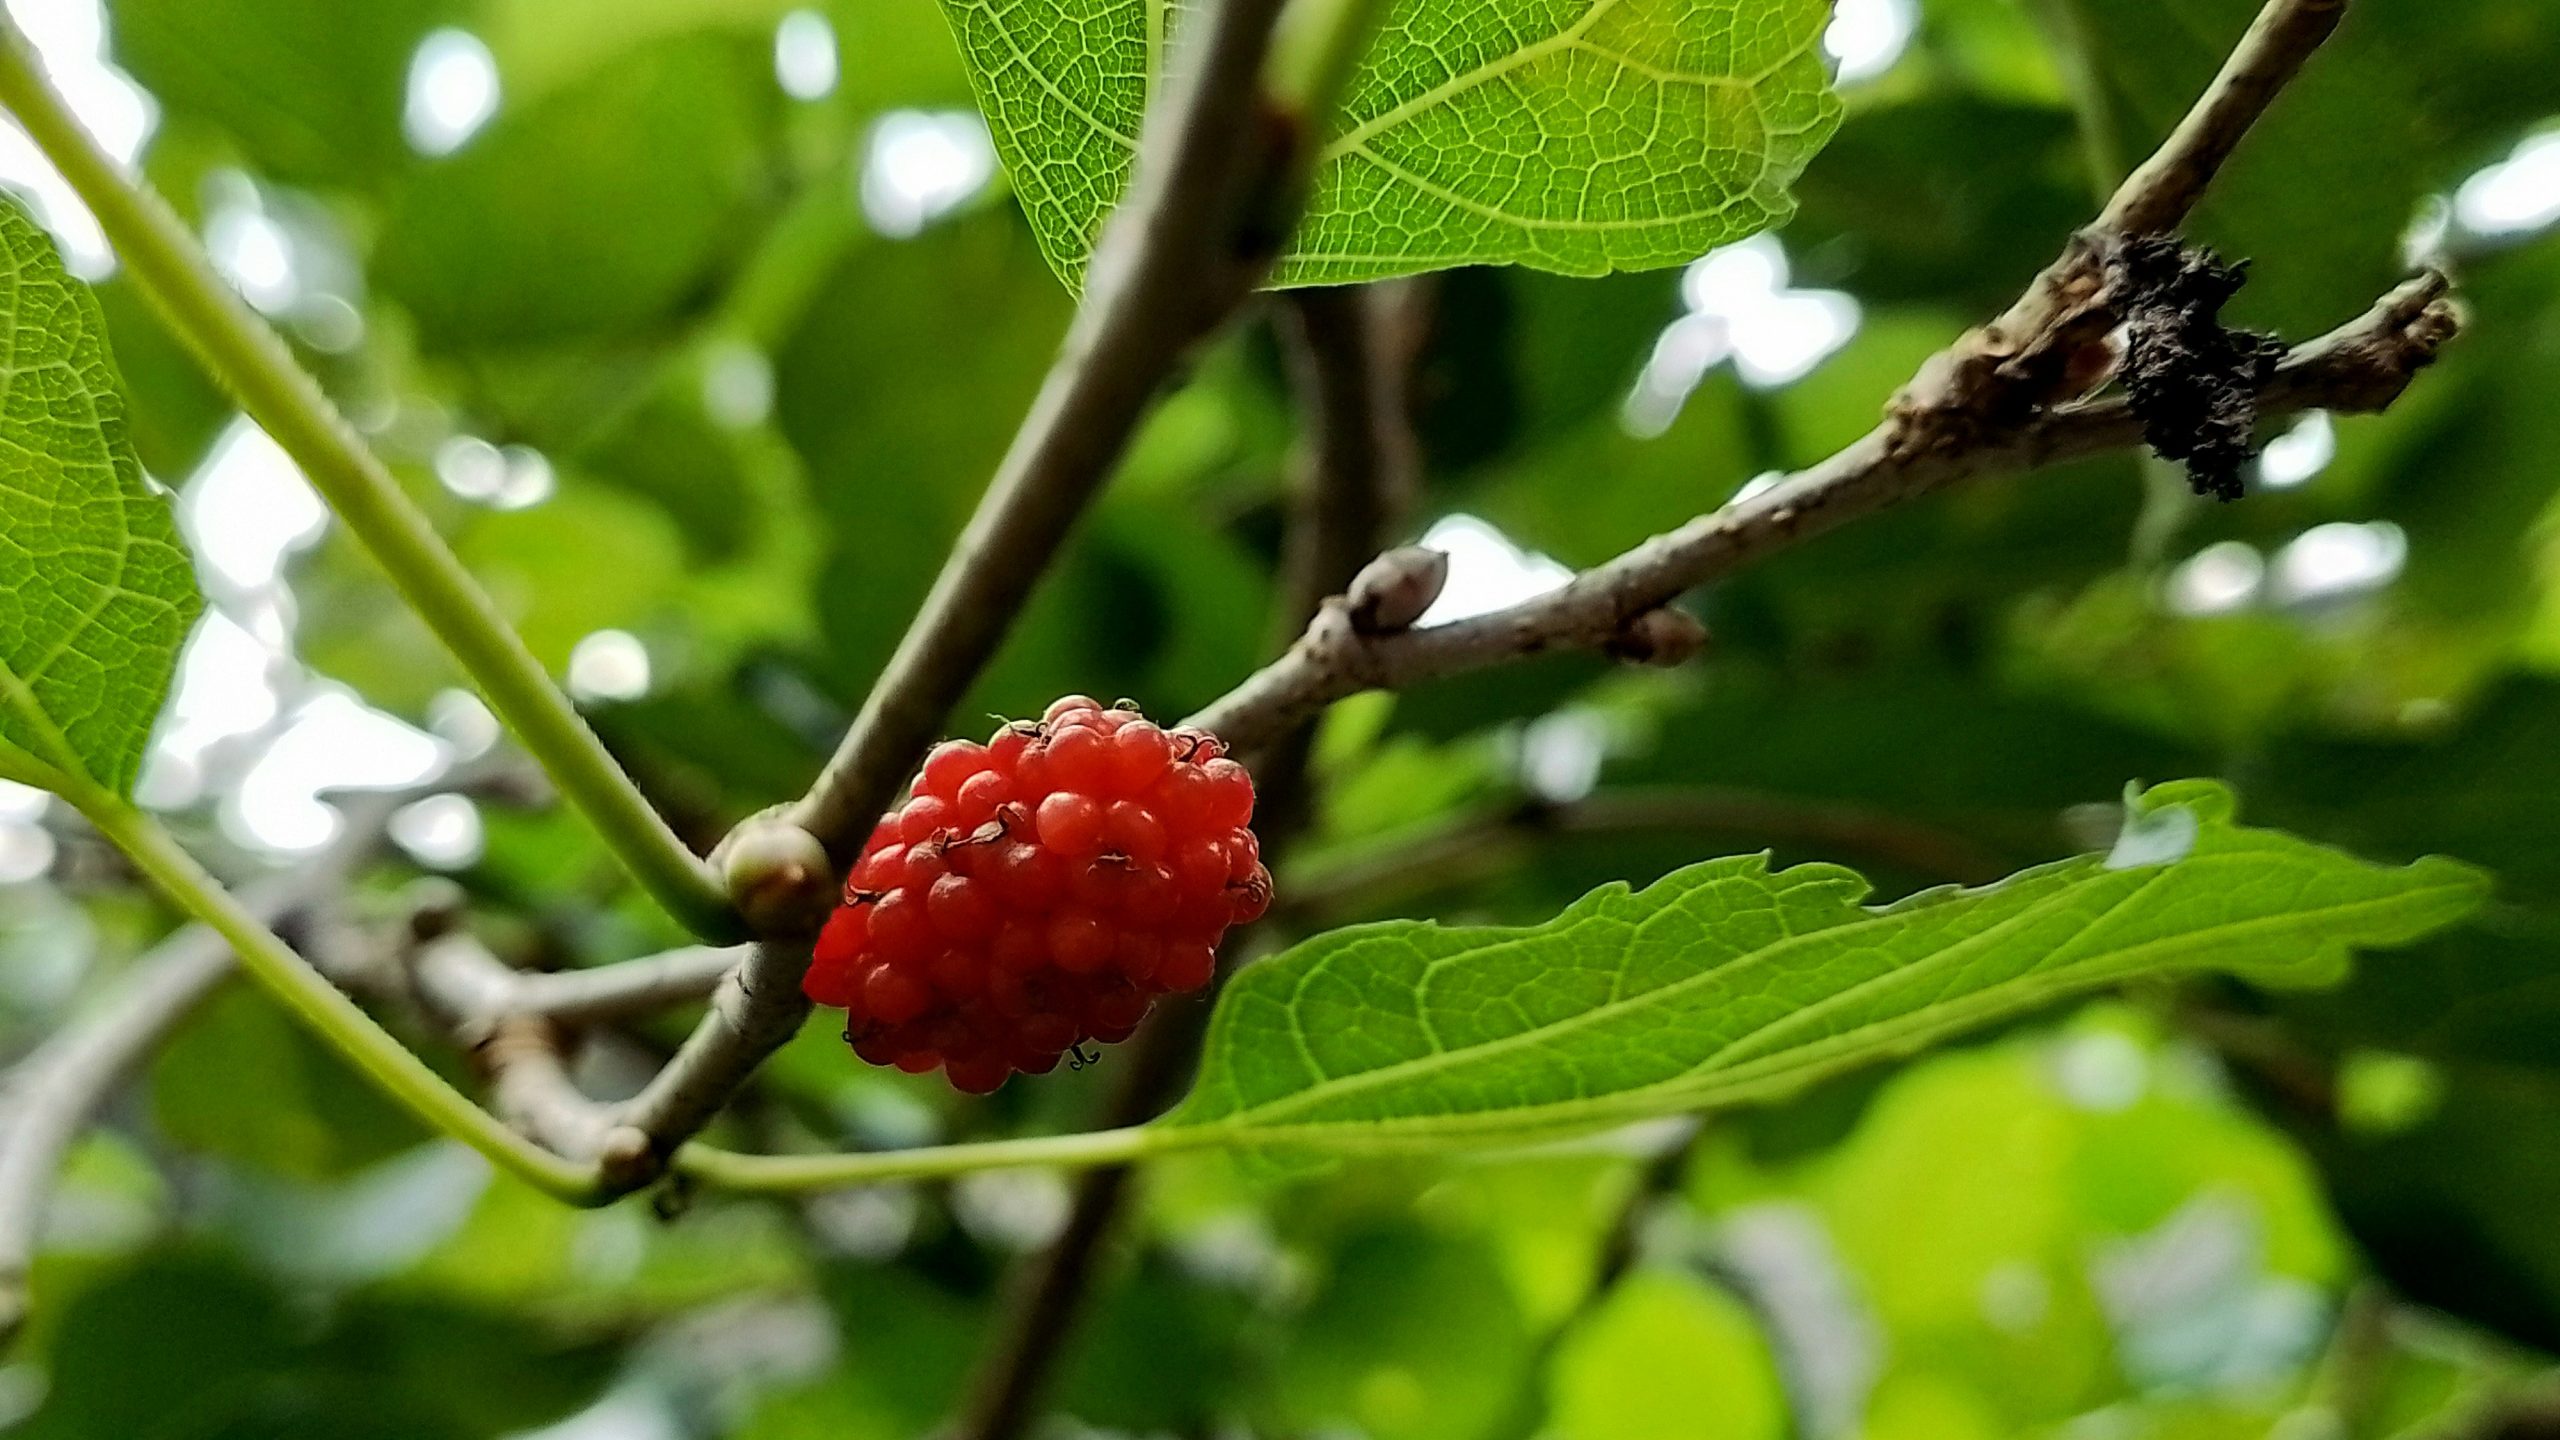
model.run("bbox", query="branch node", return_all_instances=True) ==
[650,1171,698,1223]
[403,878,470,943]
[1605,607,1711,669]
[1345,546,1449,634]
[1986,229,2121,398]
[2279,269,2463,412]
[600,1125,660,1192]
[714,813,837,938]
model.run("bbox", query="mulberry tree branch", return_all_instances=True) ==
[1921,0,2355,420]
[2098,0,2348,236]
[1198,0,2396,753]
[1191,273,2456,755]
[1193,0,2415,757]
[604,0,2450,1210]
[401,919,739,1182]
[412,940,744,1033]
[620,0,1380,1193]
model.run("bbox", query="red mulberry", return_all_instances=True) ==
[803,698,1268,1093]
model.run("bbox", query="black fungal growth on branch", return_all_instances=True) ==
[2111,235,2291,501]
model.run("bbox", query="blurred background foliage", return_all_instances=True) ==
[2,0,2559,1434]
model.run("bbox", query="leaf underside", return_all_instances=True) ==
[0,198,202,797]
[936,0,1845,288]
[1167,782,2486,1158]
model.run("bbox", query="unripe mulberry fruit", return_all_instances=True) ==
[803,698,1267,1093]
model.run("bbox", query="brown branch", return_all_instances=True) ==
[410,938,743,1032]
[502,946,741,1025]
[2098,0,2347,236]
[1275,284,1424,633]
[1936,0,2353,419]
[401,922,723,1183]
[602,935,811,1179]
[1190,270,2457,755]
[457,1009,625,1166]
[1187,0,2407,755]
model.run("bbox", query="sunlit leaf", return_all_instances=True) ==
[149,988,424,1181]
[0,199,203,798]
[938,0,1844,287]
[111,0,459,187]
[1262,1225,1533,1440]
[1547,1270,1788,1440]
[1167,782,2484,1158]
[373,37,777,350]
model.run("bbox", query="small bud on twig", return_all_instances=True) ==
[600,1124,661,1194]
[1345,546,1449,634]
[1606,607,1710,668]
[403,878,470,943]
[716,818,837,937]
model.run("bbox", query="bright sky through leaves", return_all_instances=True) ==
[403,28,500,156]
[0,0,151,275]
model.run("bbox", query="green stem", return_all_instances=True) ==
[0,26,739,942]
[72,787,610,1205]
[673,1123,1192,1192]
[0,738,62,795]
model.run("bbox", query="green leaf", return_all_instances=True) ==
[21,1249,619,1440]
[2315,1059,2560,1354]
[1261,1224,1534,1440]
[110,0,462,189]
[1165,782,2484,1157]
[148,988,424,1181]
[372,36,779,352]
[939,0,1844,287]
[1783,94,2090,315]
[1546,1270,1789,1440]
[0,199,203,798]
